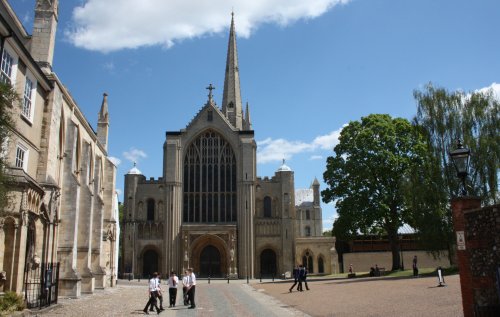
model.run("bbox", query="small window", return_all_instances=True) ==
[1,49,14,84]
[22,77,34,120]
[306,209,311,220]
[305,226,311,237]
[15,144,28,171]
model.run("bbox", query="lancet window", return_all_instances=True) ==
[183,130,237,223]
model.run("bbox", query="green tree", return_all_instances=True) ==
[413,83,500,204]
[322,114,431,270]
[0,82,17,210]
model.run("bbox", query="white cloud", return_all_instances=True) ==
[108,156,121,166]
[476,82,500,100]
[123,147,147,163]
[322,214,337,232]
[115,188,123,196]
[310,155,323,160]
[103,61,115,71]
[257,125,345,164]
[65,0,352,52]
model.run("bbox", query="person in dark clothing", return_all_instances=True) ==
[413,255,418,277]
[297,265,305,291]
[288,265,300,292]
[302,267,310,291]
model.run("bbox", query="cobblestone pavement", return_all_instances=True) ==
[30,279,308,317]
[254,274,463,317]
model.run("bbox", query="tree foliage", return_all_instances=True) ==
[0,82,17,210]
[413,83,500,204]
[322,114,431,270]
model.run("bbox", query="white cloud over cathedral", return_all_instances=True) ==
[257,125,345,163]
[65,0,352,52]
[123,147,147,163]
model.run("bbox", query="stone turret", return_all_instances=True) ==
[312,177,320,206]
[31,0,59,73]
[97,93,109,151]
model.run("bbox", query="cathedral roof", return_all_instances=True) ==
[127,162,142,175]
[295,189,314,207]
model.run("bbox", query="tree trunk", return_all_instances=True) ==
[387,229,401,271]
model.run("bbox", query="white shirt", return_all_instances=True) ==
[189,273,196,286]
[148,277,158,292]
[168,275,179,288]
[182,275,189,287]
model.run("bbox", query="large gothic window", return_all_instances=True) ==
[183,130,237,223]
[147,199,155,221]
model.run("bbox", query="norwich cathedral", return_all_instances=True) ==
[121,14,336,279]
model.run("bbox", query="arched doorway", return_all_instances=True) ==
[199,245,221,277]
[260,249,277,277]
[142,250,159,278]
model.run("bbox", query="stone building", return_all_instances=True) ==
[0,0,118,299]
[121,15,336,279]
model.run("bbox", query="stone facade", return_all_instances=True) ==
[121,15,336,279]
[0,0,118,298]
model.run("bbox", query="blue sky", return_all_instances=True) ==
[10,0,500,231]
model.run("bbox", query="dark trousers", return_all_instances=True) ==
[144,291,160,313]
[169,288,177,306]
[183,287,189,305]
[187,285,196,307]
[303,278,309,290]
[150,291,163,311]
[289,279,299,291]
[413,267,418,277]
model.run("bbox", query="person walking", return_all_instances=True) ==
[168,271,179,308]
[302,266,310,291]
[186,268,196,309]
[412,255,418,277]
[288,264,300,292]
[297,265,305,291]
[182,270,190,306]
[143,272,161,315]
[150,274,164,312]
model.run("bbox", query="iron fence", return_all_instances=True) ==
[24,262,60,309]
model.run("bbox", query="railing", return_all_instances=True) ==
[24,262,60,309]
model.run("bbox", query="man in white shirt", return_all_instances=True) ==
[143,272,161,314]
[186,268,196,309]
[182,270,190,306]
[167,271,179,308]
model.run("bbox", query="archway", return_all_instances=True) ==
[142,250,159,278]
[260,249,277,277]
[199,245,221,277]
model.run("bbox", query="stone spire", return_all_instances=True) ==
[97,93,109,151]
[312,177,320,206]
[31,0,59,73]
[244,102,252,130]
[221,12,243,130]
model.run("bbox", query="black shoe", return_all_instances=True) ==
[289,289,292,292]
[156,309,160,315]
[143,309,149,315]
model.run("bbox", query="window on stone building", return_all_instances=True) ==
[263,196,272,218]
[183,130,237,223]
[147,199,155,221]
[318,256,325,273]
[0,46,16,85]
[15,143,28,171]
[22,74,36,121]
[71,126,81,175]
[306,209,310,220]
[305,226,311,237]
[302,251,313,273]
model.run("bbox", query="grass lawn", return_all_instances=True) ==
[313,266,458,279]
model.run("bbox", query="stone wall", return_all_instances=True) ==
[463,204,500,314]
[343,250,450,273]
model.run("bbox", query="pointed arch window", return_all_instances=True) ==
[147,199,155,222]
[306,209,311,220]
[263,196,272,218]
[183,130,237,223]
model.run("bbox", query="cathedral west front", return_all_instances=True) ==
[121,15,336,279]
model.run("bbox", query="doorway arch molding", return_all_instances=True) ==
[190,234,229,276]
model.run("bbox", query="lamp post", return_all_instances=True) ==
[448,139,471,196]
[399,234,404,271]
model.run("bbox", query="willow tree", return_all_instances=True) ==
[413,83,500,204]
[322,114,431,270]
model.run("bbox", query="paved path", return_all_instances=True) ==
[34,279,307,317]
[255,274,463,317]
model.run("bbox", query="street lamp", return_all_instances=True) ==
[399,234,404,271]
[449,139,471,196]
